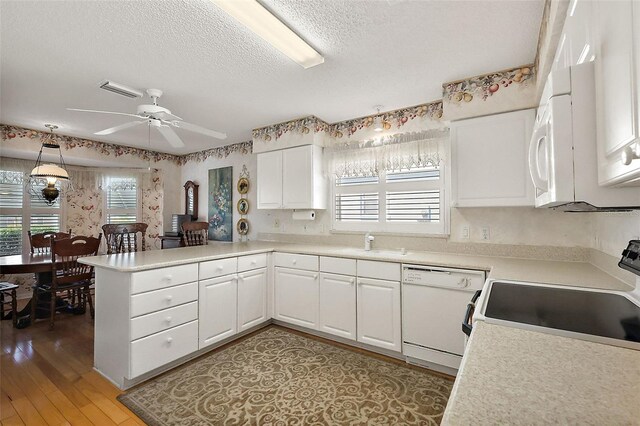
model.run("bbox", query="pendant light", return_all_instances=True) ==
[27,124,72,205]
[373,105,384,132]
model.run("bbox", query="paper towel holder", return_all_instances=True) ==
[292,210,316,220]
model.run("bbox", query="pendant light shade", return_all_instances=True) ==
[27,124,72,205]
[373,105,384,132]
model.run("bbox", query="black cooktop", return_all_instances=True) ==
[485,282,640,343]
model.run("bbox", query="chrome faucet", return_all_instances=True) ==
[364,232,375,251]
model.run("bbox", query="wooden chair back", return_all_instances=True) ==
[102,223,148,254]
[181,222,209,247]
[51,235,102,286]
[28,230,72,254]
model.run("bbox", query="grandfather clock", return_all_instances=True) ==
[184,180,199,220]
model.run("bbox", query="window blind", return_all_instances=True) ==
[386,190,440,222]
[334,193,379,222]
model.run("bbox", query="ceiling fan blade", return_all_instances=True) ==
[153,111,182,121]
[94,120,145,136]
[67,108,142,119]
[157,125,185,148]
[171,121,227,140]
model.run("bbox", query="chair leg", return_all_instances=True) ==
[49,289,56,330]
[31,288,38,324]
[85,286,95,319]
[11,289,17,328]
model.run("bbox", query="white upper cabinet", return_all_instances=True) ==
[592,0,640,185]
[451,109,535,207]
[257,150,283,209]
[257,145,327,209]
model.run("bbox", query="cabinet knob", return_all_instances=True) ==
[216,266,224,271]
[251,260,257,265]
[166,316,172,323]
[621,144,640,165]
[165,295,173,302]
[292,260,297,265]
[166,337,173,344]
[313,274,318,279]
[349,278,355,284]
[164,275,172,281]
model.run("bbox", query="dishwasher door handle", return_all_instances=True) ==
[462,290,482,336]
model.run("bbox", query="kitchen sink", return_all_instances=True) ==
[473,280,640,350]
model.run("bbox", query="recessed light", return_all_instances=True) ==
[211,0,324,69]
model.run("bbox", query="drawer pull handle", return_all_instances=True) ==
[166,316,172,323]
[166,295,173,302]
[167,337,173,344]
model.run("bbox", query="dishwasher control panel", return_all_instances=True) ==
[402,265,485,290]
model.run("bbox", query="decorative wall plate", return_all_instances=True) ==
[237,177,249,194]
[237,198,249,215]
[237,218,249,235]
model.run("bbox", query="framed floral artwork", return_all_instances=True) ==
[208,166,233,241]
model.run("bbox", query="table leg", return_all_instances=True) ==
[14,272,79,328]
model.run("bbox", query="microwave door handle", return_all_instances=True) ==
[528,125,549,191]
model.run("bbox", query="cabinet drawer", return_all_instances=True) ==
[131,264,198,294]
[320,256,356,276]
[238,253,268,272]
[130,282,198,318]
[130,320,198,378]
[130,301,198,341]
[200,257,238,280]
[357,260,401,281]
[274,252,318,271]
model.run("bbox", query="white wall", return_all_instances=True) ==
[182,150,595,250]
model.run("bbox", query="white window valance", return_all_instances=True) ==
[327,129,449,178]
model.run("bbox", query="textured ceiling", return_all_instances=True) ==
[0,0,544,155]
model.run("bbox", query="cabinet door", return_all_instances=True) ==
[319,273,356,340]
[593,0,640,185]
[257,150,283,209]
[237,268,267,332]
[282,145,313,209]
[451,109,535,207]
[199,275,237,349]
[356,277,401,352]
[274,267,319,329]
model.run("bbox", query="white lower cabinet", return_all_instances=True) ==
[237,268,268,332]
[356,277,402,352]
[274,267,319,329]
[319,272,357,340]
[199,274,238,349]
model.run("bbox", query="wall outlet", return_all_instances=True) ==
[461,226,470,239]
[481,226,490,241]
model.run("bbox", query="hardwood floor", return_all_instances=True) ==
[0,301,145,426]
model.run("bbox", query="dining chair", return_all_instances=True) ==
[181,222,209,247]
[102,223,148,254]
[31,234,102,329]
[28,230,72,254]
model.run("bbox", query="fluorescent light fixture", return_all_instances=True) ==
[211,0,324,69]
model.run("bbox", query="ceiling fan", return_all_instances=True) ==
[67,89,227,148]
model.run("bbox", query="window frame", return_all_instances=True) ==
[331,164,450,236]
[104,176,141,225]
[0,170,63,256]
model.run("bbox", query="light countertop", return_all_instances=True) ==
[442,321,640,425]
[79,240,633,291]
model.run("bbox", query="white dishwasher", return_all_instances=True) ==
[402,264,485,373]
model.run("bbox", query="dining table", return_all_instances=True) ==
[0,253,80,328]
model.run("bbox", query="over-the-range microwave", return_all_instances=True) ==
[528,62,639,211]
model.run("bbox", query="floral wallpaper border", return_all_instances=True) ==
[442,64,535,104]
[251,101,444,141]
[252,116,330,142]
[0,124,253,165]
